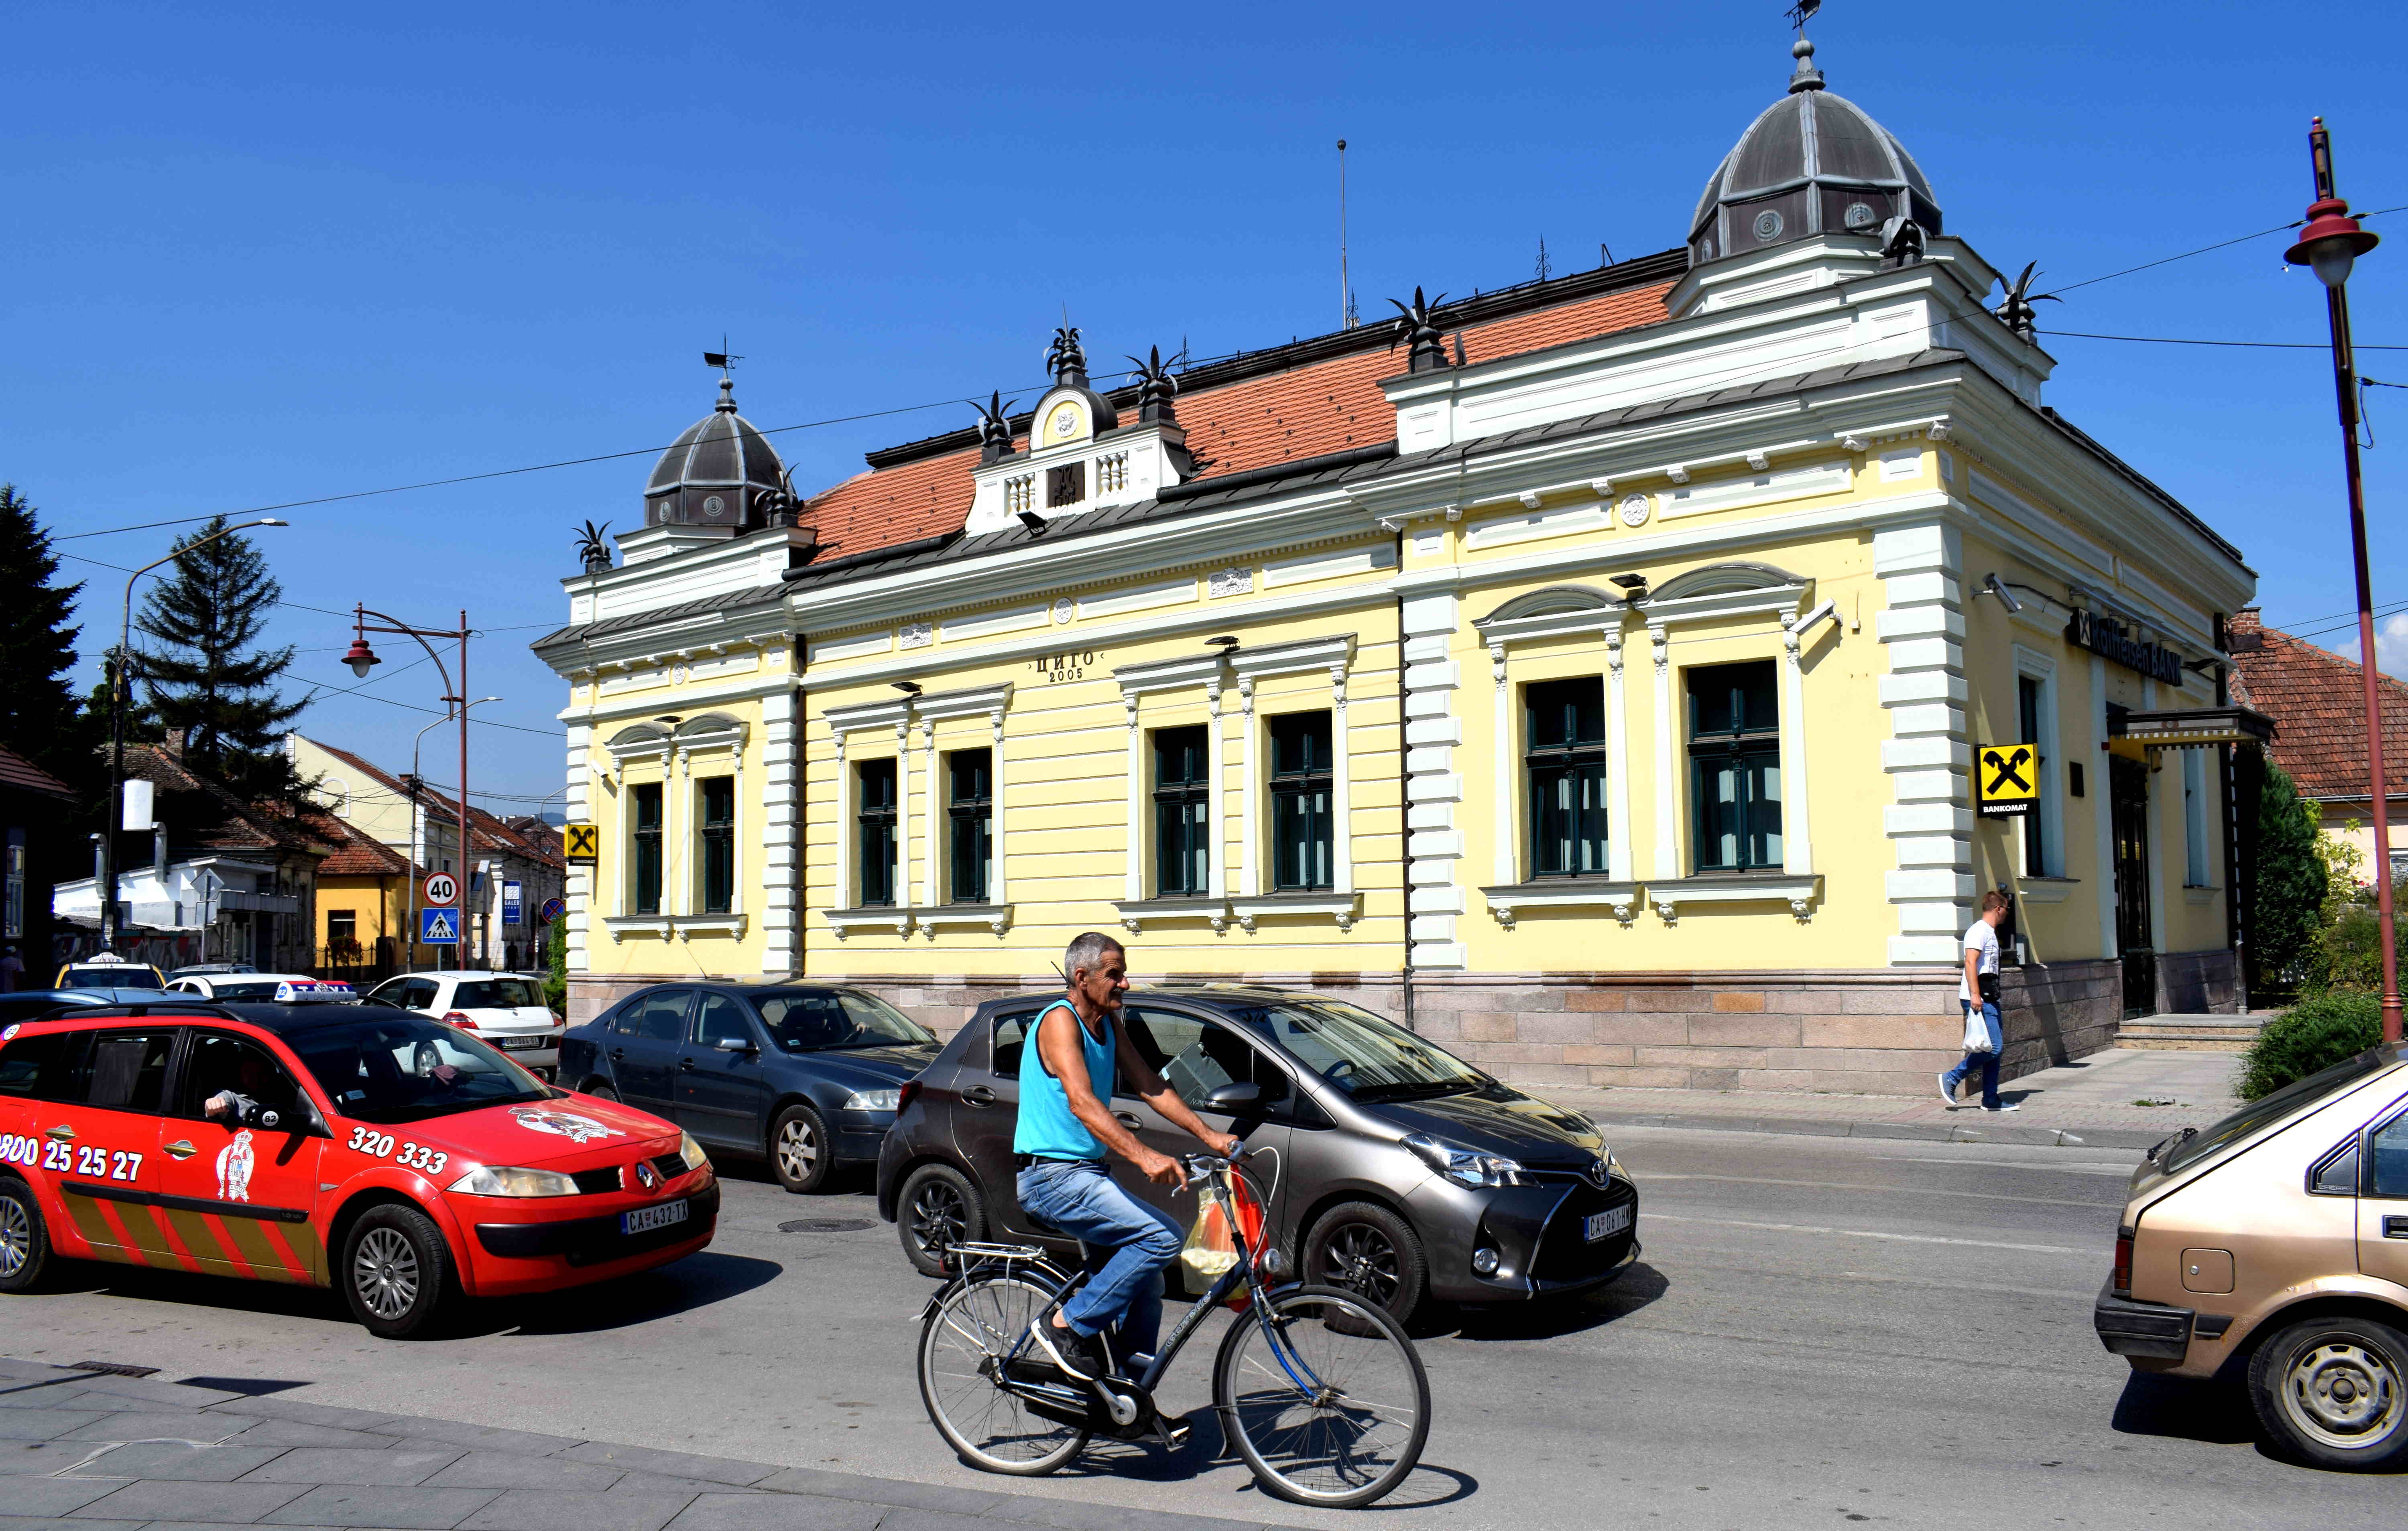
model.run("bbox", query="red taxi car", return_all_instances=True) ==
[0,987,715,1337]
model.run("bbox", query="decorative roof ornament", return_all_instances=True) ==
[1046,325,1088,388]
[574,519,613,574]
[1389,287,1450,373]
[1879,212,1926,268]
[970,391,1019,464]
[1993,262,2062,342]
[752,464,805,528]
[1126,347,1180,424]
[1785,34,1824,94]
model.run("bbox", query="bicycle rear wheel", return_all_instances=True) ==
[1213,1282,1430,1508]
[919,1272,1090,1474]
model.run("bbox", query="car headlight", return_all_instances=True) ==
[449,1165,580,1197]
[675,1131,710,1173]
[1403,1131,1528,1188]
[844,1087,902,1111]
[1603,1149,1625,1179]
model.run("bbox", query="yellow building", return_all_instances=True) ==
[536,39,2257,1093]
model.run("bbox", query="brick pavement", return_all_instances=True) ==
[0,1359,1302,1531]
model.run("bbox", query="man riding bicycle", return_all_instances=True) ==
[1017,931,1241,1382]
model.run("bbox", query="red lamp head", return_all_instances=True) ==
[343,636,382,679]
[2286,116,2380,289]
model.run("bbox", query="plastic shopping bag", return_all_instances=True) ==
[1962,1006,1995,1054]
[1180,1200,1238,1283]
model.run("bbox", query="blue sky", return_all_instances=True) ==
[6,1,2406,808]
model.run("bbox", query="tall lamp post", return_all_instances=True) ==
[103,517,287,955]
[2285,116,2399,1044]
[401,697,501,973]
[344,607,475,972]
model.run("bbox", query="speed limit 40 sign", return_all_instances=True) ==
[423,871,459,906]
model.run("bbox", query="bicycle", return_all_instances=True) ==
[916,1150,1431,1509]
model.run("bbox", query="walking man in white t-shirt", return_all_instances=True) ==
[1939,890,2017,1112]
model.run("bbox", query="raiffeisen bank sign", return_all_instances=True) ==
[2066,609,2184,686]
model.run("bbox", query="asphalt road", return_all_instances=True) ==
[2,1125,2398,1530]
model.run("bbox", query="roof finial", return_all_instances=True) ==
[1784,0,1824,91]
[703,337,743,412]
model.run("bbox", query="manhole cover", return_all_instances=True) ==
[780,1218,873,1233]
[67,1361,159,1378]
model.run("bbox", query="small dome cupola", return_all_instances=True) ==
[643,374,787,531]
[1687,36,1942,268]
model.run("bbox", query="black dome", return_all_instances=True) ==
[644,377,786,531]
[1688,40,1941,268]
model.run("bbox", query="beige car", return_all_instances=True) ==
[2095,1042,2408,1468]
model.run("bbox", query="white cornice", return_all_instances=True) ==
[912,682,1015,721]
[824,697,913,735]
[557,670,798,727]
[1227,633,1356,681]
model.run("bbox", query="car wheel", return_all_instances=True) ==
[771,1105,833,1194]
[586,1083,620,1102]
[340,1204,456,1340]
[899,1163,984,1276]
[0,1180,52,1293]
[2249,1314,2408,1469]
[1304,1201,1427,1323]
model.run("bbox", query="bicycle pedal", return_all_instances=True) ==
[1154,1419,1193,1451]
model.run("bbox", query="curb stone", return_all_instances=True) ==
[1586,1108,2168,1151]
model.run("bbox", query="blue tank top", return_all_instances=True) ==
[1014,1000,1117,1161]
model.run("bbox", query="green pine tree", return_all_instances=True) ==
[0,484,92,780]
[2242,751,2328,999]
[133,514,307,798]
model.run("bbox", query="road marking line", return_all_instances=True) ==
[1632,1171,2114,1210]
[1871,1155,2135,1174]
[1642,1212,2079,1255]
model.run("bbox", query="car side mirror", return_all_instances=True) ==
[244,1101,282,1131]
[714,1037,758,1054]
[1206,1081,1263,1113]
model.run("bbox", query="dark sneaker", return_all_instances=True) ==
[1028,1318,1105,1382]
[1981,1101,2021,1113]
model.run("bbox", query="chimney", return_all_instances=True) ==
[162,727,189,761]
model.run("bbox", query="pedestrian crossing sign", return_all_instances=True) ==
[1976,741,2038,819]
[420,907,461,944]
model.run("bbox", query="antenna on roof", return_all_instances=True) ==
[1338,140,1358,330]
[1536,236,1552,283]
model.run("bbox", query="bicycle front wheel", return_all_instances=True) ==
[919,1272,1089,1474]
[1213,1282,1430,1508]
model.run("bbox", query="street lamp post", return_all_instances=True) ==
[2285,116,2398,1044]
[345,607,475,971]
[102,517,286,956]
[402,698,500,973]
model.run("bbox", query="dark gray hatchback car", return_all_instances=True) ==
[875,983,1639,1320]
[561,983,940,1193]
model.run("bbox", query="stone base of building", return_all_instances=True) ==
[567,955,2229,1097]
[2158,948,2241,1015]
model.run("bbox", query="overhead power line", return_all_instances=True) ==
[2039,329,2408,351]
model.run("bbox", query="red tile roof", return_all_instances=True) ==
[2227,608,2408,799]
[798,278,1678,562]
[317,814,415,878]
[0,741,73,799]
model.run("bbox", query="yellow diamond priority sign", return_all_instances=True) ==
[1976,742,2038,819]
[564,823,600,863]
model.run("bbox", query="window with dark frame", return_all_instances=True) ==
[948,748,993,903]
[327,908,358,951]
[1524,677,1609,878]
[630,782,663,915]
[2019,675,2048,878]
[1687,661,1782,872]
[1152,725,1210,897]
[1270,712,1334,891]
[856,758,899,906]
[700,776,735,914]
[1046,461,1085,508]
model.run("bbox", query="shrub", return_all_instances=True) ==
[543,922,567,1017]
[2237,992,2385,1100]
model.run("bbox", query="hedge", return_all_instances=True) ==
[2237,992,2386,1101]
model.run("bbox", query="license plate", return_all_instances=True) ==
[622,1199,688,1235]
[499,1035,545,1050]
[1584,1205,1632,1243]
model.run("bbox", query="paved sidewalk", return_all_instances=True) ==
[0,1358,1301,1531]
[1549,1046,2244,1151]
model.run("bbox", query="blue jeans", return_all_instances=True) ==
[1944,999,2004,1108]
[1016,1159,1182,1357]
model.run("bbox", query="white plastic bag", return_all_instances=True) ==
[1962,1007,1995,1054]
[1179,1200,1238,1283]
